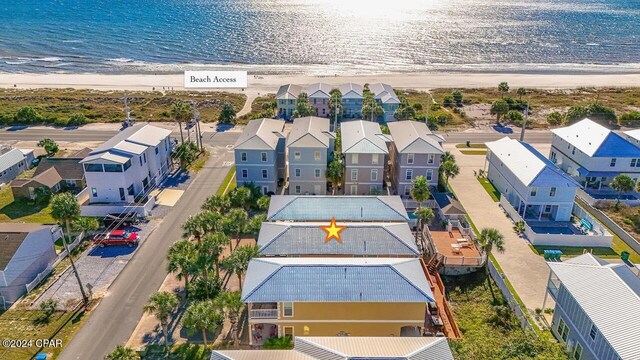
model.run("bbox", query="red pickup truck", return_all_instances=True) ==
[93,230,139,248]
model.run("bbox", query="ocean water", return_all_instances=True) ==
[0,0,639,74]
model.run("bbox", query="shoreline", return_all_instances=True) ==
[1,72,640,94]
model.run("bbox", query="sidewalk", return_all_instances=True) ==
[445,144,552,312]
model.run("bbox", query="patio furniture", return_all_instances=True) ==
[456,238,467,244]
[580,219,593,231]
[431,315,444,327]
[451,244,462,254]
[543,249,563,260]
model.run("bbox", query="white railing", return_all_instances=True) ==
[249,309,278,319]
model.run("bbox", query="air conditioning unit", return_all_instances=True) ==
[566,339,576,352]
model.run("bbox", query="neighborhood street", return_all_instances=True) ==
[58,138,236,360]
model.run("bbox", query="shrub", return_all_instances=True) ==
[430,103,441,111]
[412,103,423,111]
[505,110,524,126]
[547,111,565,125]
[67,113,88,126]
[53,117,69,127]
[452,90,463,105]
[443,95,454,108]
[263,335,293,349]
[619,110,640,127]
[218,103,237,125]
[15,106,40,123]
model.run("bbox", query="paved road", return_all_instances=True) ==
[58,143,235,360]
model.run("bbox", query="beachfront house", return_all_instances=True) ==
[276,84,303,120]
[234,118,286,195]
[286,117,334,195]
[0,224,61,308]
[370,83,401,122]
[387,121,444,206]
[257,221,419,257]
[341,120,389,195]
[550,119,640,196]
[306,83,332,118]
[242,257,435,344]
[545,253,640,360]
[0,147,33,185]
[339,83,364,119]
[80,124,172,206]
[211,336,455,360]
[623,128,640,147]
[266,195,410,222]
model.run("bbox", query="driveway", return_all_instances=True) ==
[445,143,551,312]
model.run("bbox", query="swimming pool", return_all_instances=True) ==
[530,226,575,235]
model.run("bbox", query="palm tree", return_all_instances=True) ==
[143,291,179,348]
[256,196,270,211]
[171,101,191,143]
[516,87,527,101]
[473,228,505,300]
[222,208,249,250]
[326,160,344,194]
[216,290,245,349]
[223,244,259,290]
[610,175,635,205]
[50,192,88,306]
[182,300,224,347]
[441,160,460,189]
[183,211,220,243]
[167,240,197,298]
[441,151,455,164]
[513,221,525,236]
[72,216,99,235]
[498,82,510,98]
[410,175,431,207]
[329,88,343,130]
[199,233,228,279]
[247,214,267,241]
[229,187,253,210]
[106,345,138,360]
[202,194,231,214]
[415,207,434,232]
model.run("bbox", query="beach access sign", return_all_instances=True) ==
[184,71,247,88]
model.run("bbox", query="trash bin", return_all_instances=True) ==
[621,251,630,261]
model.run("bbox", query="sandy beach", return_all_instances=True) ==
[1,72,640,96]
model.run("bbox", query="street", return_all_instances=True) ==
[57,140,236,360]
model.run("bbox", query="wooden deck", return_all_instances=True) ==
[420,258,462,339]
[430,228,482,266]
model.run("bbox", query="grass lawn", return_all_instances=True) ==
[190,149,211,173]
[0,185,54,223]
[445,272,566,359]
[460,149,488,155]
[455,143,487,149]
[142,344,211,359]
[216,166,237,196]
[529,245,619,258]
[477,177,500,202]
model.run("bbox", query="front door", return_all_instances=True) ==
[350,185,357,195]
[28,187,35,200]
[262,186,269,195]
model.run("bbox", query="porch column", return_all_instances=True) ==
[539,205,543,221]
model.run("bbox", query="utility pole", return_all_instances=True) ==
[520,97,530,142]
[193,103,203,151]
[61,225,89,307]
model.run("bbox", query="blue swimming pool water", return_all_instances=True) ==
[531,226,575,235]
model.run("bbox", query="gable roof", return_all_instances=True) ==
[234,118,285,150]
[276,84,303,100]
[34,158,84,180]
[551,119,640,157]
[338,83,364,98]
[548,254,640,359]
[624,128,640,143]
[0,149,26,173]
[257,222,419,256]
[267,195,409,221]
[433,192,466,216]
[287,117,332,148]
[306,83,332,99]
[0,224,51,270]
[486,137,579,188]
[81,123,171,164]
[341,120,389,154]
[242,257,434,303]
[369,83,401,104]
[387,121,444,154]
[31,167,62,187]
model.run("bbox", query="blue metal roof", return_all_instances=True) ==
[593,132,640,158]
[242,258,434,303]
[267,196,409,222]
[576,168,620,177]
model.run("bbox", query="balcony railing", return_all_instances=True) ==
[249,309,278,319]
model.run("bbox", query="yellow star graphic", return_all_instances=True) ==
[320,217,346,244]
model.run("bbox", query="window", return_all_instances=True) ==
[143,153,147,163]
[119,188,125,201]
[283,302,293,316]
[241,169,248,178]
[426,169,433,181]
[351,169,358,181]
[155,147,159,155]
[315,169,321,178]
[371,169,378,181]
[573,343,582,360]
[610,158,617,167]
[589,324,598,340]
[261,152,267,162]
[406,169,413,181]
[404,186,410,196]
[407,154,414,164]
[530,188,537,197]
[427,154,435,164]
[295,168,301,177]
[371,154,379,165]
[91,187,98,197]
[314,151,321,161]
[262,169,268,179]
[240,152,247,162]
[283,326,294,336]
[84,163,103,172]
[139,156,143,166]
[545,205,552,213]
[550,187,556,197]
[123,160,131,171]
[127,184,134,196]
[104,164,123,173]
[558,319,569,342]
[295,185,301,194]
[294,151,301,160]
[631,159,637,167]
[351,153,359,164]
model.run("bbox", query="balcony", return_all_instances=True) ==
[249,309,278,319]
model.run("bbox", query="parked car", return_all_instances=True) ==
[103,213,141,229]
[93,230,139,248]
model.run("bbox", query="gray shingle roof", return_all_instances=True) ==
[387,121,444,155]
[276,84,303,100]
[242,258,434,303]
[267,196,409,222]
[287,117,332,148]
[548,254,640,359]
[341,120,389,154]
[257,222,418,256]
[234,118,285,150]
[34,158,84,180]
